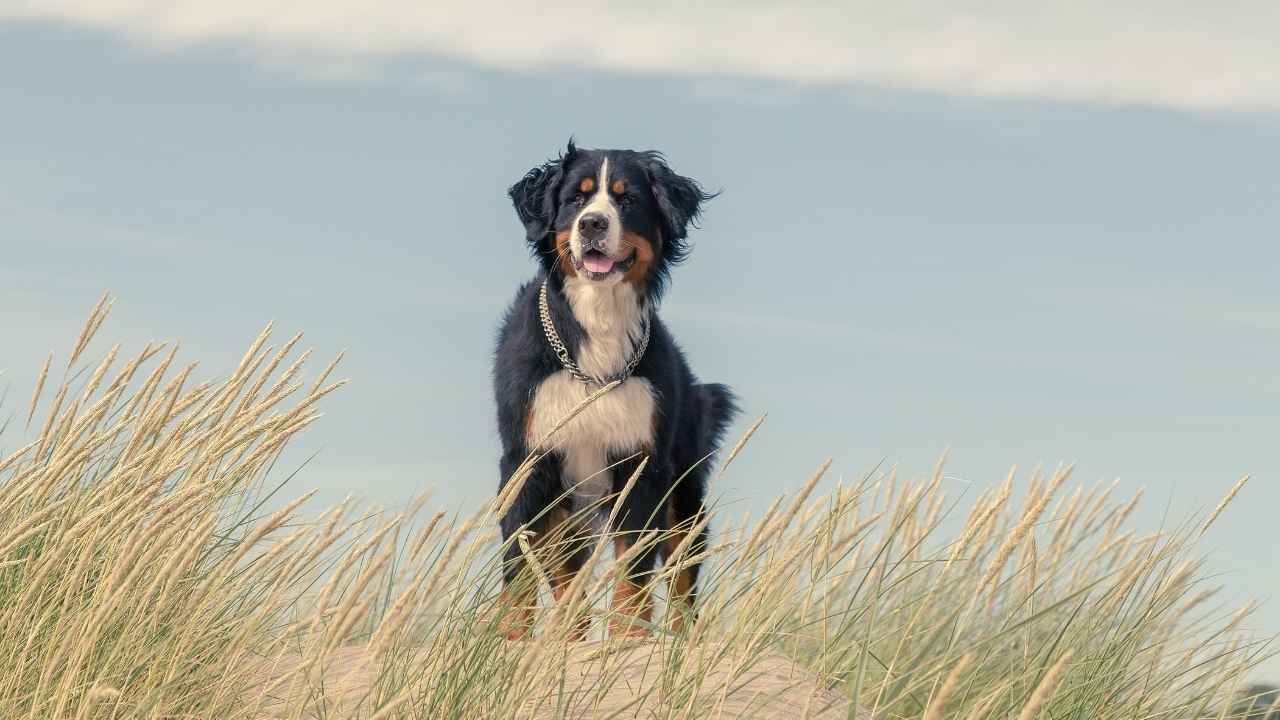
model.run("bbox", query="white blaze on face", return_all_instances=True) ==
[569,158,623,268]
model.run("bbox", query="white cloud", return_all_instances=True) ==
[3,1,1279,113]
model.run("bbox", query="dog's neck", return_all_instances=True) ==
[559,276,648,380]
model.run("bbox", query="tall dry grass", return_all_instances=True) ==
[0,295,1271,719]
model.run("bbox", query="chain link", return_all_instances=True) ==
[538,278,650,387]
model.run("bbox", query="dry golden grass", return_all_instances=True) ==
[0,295,1271,719]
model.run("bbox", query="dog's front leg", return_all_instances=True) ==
[496,449,560,640]
[607,456,670,638]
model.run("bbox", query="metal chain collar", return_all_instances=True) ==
[538,278,650,387]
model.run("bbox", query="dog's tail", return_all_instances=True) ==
[693,382,739,467]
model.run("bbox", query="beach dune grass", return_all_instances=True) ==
[0,296,1270,719]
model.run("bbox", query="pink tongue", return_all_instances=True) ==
[583,253,615,274]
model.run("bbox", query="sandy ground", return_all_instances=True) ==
[250,640,867,719]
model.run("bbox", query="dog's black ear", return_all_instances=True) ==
[642,153,716,263]
[509,139,577,250]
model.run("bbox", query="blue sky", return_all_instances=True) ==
[2,6,1278,676]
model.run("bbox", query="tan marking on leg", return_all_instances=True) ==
[610,536,653,638]
[663,520,697,632]
[550,563,592,640]
[537,506,592,640]
[496,582,535,641]
[541,506,574,595]
[550,565,576,603]
[667,565,695,633]
[497,505,575,640]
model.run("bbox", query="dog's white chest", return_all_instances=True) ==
[526,373,656,512]
[527,278,656,514]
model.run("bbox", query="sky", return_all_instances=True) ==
[1,3,1278,677]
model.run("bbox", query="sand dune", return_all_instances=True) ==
[252,640,867,719]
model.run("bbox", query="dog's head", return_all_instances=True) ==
[509,140,714,296]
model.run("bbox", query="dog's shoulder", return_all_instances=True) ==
[634,313,690,383]
[494,275,540,345]
[493,276,557,404]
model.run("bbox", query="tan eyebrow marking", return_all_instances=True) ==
[611,179,627,195]
[579,177,595,194]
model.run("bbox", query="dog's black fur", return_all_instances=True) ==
[492,141,736,633]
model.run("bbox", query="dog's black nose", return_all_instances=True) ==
[577,212,609,241]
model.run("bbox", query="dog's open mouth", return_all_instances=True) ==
[575,248,636,278]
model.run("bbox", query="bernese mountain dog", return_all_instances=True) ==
[492,140,737,638]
